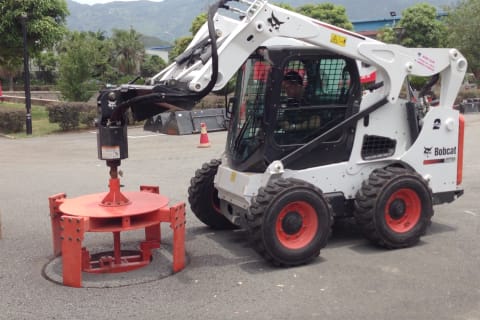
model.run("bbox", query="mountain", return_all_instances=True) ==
[66,0,210,42]
[66,0,455,42]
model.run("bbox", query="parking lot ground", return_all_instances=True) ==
[0,114,479,320]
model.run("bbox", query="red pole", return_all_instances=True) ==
[113,232,121,265]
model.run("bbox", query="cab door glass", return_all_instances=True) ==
[274,57,351,146]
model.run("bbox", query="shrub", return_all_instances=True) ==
[79,105,98,128]
[47,102,97,131]
[0,109,25,133]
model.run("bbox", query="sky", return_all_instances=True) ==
[72,0,164,4]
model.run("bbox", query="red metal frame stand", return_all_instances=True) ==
[48,183,186,288]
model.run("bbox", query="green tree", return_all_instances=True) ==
[296,3,353,30]
[85,31,113,82]
[0,0,68,89]
[34,51,58,85]
[57,32,104,101]
[141,55,167,78]
[0,58,22,91]
[376,26,397,44]
[170,12,208,63]
[169,36,194,63]
[398,3,446,47]
[444,0,480,78]
[190,13,208,35]
[111,28,145,76]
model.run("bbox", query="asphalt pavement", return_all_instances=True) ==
[0,114,479,320]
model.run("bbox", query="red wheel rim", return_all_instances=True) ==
[384,188,421,233]
[276,201,318,249]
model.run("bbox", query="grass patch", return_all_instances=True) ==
[0,102,61,138]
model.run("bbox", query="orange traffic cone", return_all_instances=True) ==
[198,122,211,148]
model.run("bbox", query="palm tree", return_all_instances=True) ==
[111,28,145,76]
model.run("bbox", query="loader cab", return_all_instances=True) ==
[226,46,362,172]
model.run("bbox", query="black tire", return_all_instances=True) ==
[246,178,333,267]
[188,159,237,229]
[354,167,434,249]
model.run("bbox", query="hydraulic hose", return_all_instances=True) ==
[194,0,227,98]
